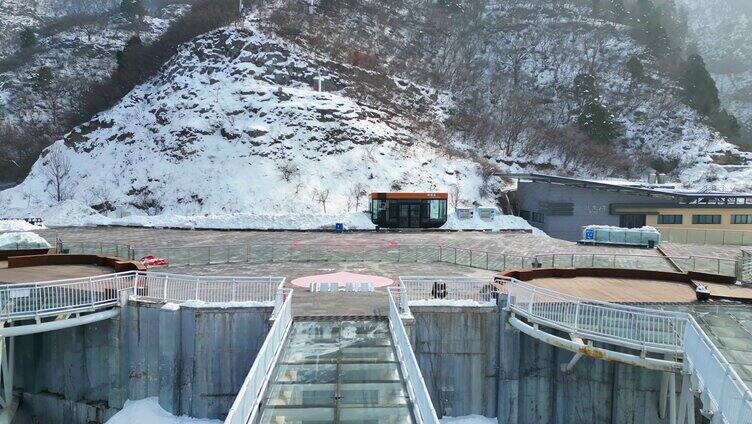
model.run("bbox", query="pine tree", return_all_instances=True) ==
[572,73,619,143]
[120,0,145,20]
[34,66,53,92]
[574,73,599,104]
[679,54,720,115]
[626,56,645,83]
[577,101,619,144]
[19,27,37,49]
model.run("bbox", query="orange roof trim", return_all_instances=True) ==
[370,192,449,200]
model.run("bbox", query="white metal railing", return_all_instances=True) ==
[503,276,752,422]
[0,272,284,322]
[502,276,687,354]
[0,271,139,321]
[224,288,293,424]
[136,272,284,304]
[741,249,752,283]
[398,276,497,305]
[387,288,440,424]
[683,316,752,424]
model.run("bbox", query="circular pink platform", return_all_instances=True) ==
[290,271,394,289]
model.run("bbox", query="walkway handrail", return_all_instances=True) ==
[387,288,440,424]
[683,316,752,424]
[399,276,497,305]
[0,271,139,321]
[0,271,284,322]
[501,276,687,354]
[225,289,293,424]
[137,272,284,304]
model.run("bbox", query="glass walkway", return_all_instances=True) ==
[257,319,415,424]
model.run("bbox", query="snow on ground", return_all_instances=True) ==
[440,415,498,424]
[0,200,542,233]
[0,219,46,231]
[0,232,51,250]
[442,213,545,235]
[106,397,220,424]
[160,300,273,310]
[410,300,496,307]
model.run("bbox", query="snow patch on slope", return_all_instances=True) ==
[0,219,46,231]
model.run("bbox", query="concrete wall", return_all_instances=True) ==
[12,302,272,423]
[410,306,499,418]
[412,305,707,424]
[516,181,668,241]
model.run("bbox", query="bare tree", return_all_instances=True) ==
[449,184,461,210]
[349,182,368,211]
[279,162,299,182]
[493,90,537,156]
[315,188,331,213]
[42,146,72,202]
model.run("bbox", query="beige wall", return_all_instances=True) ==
[617,206,752,230]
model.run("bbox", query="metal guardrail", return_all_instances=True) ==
[741,249,752,283]
[224,289,293,424]
[657,227,752,246]
[387,288,440,424]
[0,272,284,322]
[398,276,497,305]
[683,316,752,424]
[0,271,138,321]
[501,276,687,355]
[59,241,740,278]
[500,276,752,422]
[137,272,283,304]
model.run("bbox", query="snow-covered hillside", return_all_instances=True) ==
[258,0,752,190]
[2,0,752,229]
[0,25,505,226]
[0,4,189,126]
[677,0,752,135]
[0,0,119,59]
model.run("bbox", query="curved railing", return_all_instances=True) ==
[0,272,285,322]
[500,276,687,354]
[500,276,752,423]
[0,271,138,321]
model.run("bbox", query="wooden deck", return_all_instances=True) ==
[525,276,699,303]
[0,262,114,284]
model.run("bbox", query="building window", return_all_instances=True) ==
[531,212,545,223]
[657,214,683,225]
[692,214,721,225]
[520,210,531,220]
[731,214,752,224]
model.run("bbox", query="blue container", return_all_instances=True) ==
[334,223,344,233]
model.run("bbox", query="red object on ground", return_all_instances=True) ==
[140,255,168,268]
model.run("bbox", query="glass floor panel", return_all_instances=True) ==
[339,406,413,424]
[259,407,334,424]
[257,319,415,424]
[340,363,402,383]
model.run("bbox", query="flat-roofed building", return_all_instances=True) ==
[505,173,752,241]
